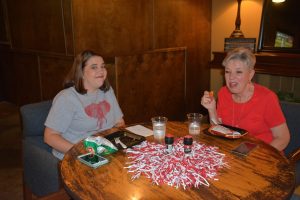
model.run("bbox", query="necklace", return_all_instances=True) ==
[232,83,254,103]
[232,101,246,128]
[231,83,254,127]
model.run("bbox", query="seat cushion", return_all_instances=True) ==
[20,101,52,137]
[23,138,60,196]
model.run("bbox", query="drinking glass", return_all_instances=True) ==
[151,116,168,143]
[187,113,203,135]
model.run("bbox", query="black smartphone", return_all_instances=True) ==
[231,142,258,156]
[77,153,108,168]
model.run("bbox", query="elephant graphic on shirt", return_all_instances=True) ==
[84,100,111,128]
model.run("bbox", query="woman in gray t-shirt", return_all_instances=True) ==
[44,50,125,160]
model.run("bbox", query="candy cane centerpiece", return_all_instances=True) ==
[125,137,228,189]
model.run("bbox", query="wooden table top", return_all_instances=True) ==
[60,121,295,200]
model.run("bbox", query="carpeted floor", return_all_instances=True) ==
[0,101,23,200]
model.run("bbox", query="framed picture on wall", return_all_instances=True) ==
[224,38,256,52]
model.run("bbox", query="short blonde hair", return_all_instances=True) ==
[222,47,256,70]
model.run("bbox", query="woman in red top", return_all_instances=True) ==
[201,47,290,151]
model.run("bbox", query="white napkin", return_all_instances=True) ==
[125,125,153,137]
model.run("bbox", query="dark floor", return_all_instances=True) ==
[0,101,23,199]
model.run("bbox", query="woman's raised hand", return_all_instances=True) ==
[201,91,216,110]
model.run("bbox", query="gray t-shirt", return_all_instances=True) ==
[45,87,123,160]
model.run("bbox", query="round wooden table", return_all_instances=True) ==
[60,121,295,200]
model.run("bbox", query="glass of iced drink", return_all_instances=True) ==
[187,113,203,135]
[151,116,168,143]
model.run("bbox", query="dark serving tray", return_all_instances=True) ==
[203,124,248,139]
[105,130,146,150]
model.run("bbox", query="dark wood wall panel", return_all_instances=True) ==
[116,48,186,124]
[106,63,117,95]
[62,0,74,56]
[0,51,13,101]
[13,53,41,104]
[6,0,66,54]
[0,0,9,43]
[39,56,73,100]
[72,0,153,56]
[154,0,211,113]
[0,52,41,105]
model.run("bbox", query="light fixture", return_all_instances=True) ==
[230,0,244,38]
[272,0,285,3]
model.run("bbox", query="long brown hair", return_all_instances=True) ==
[64,50,110,94]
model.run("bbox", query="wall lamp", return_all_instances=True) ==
[272,0,285,3]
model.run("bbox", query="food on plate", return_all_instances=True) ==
[209,124,241,136]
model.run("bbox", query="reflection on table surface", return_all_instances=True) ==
[60,121,295,200]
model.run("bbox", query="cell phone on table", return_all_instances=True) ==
[77,153,108,168]
[231,142,258,156]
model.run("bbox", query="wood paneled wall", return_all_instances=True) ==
[0,0,211,121]
[115,48,186,123]
[72,0,153,55]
